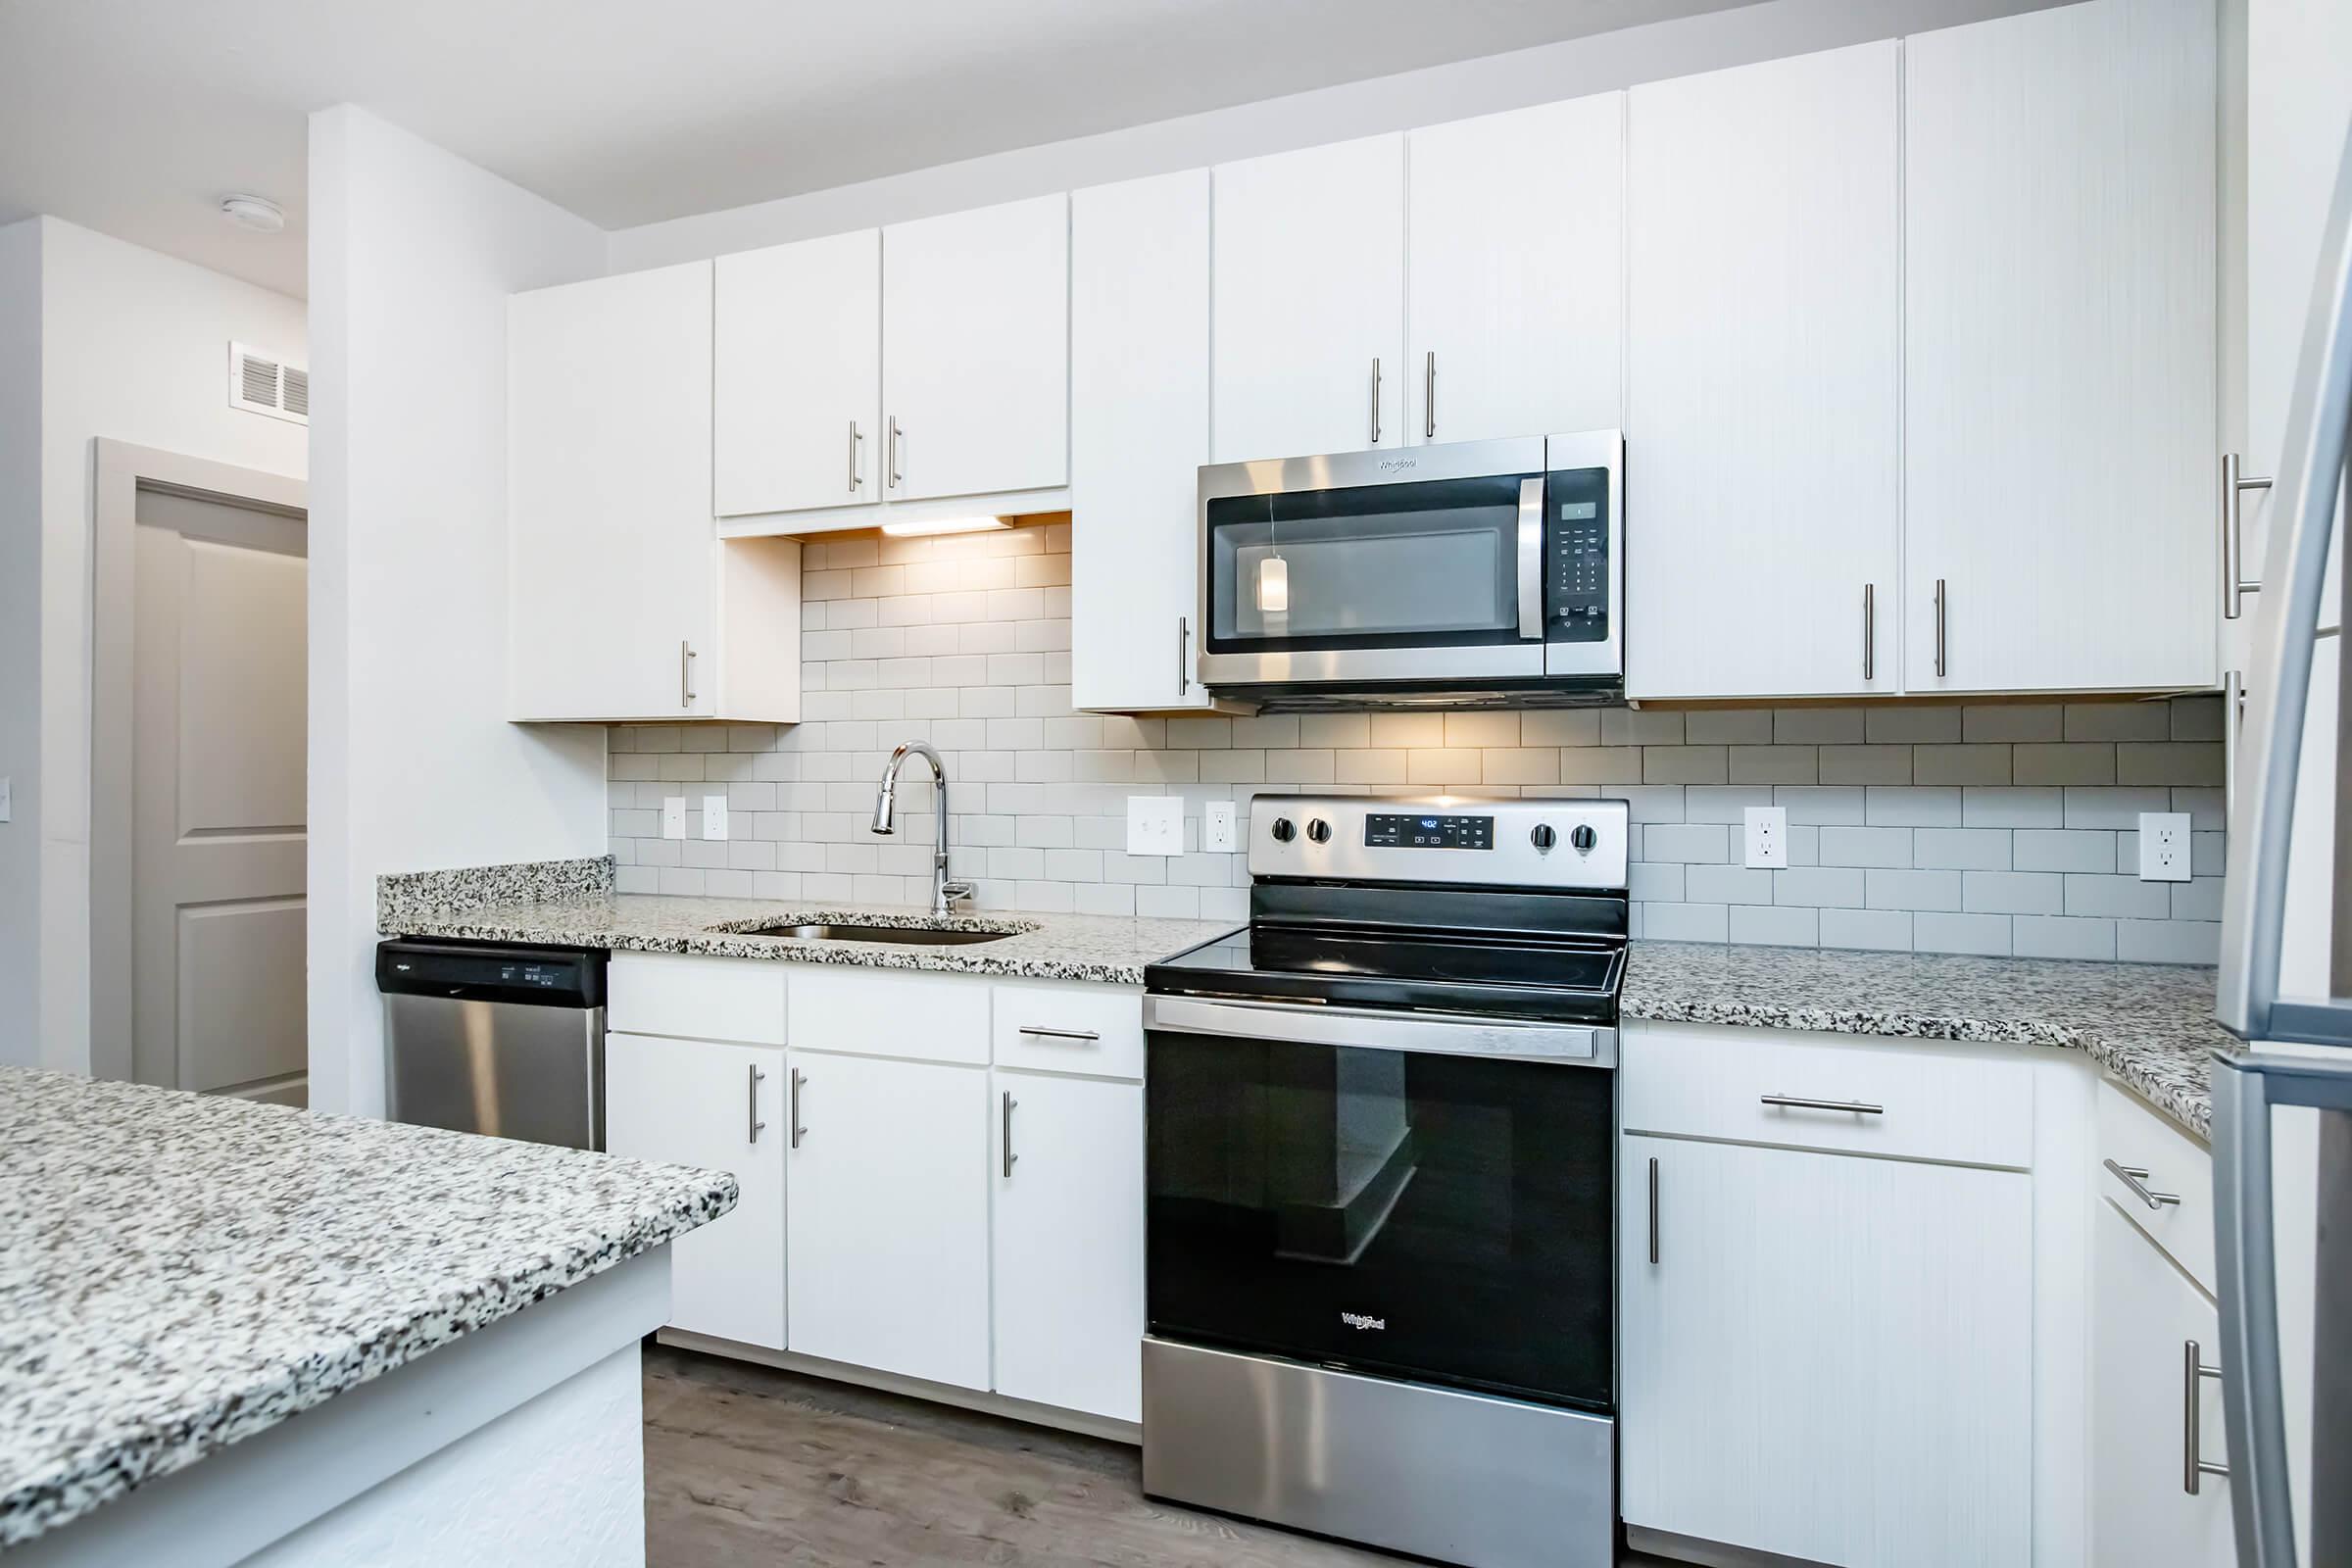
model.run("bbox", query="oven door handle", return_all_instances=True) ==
[1516,476,1545,639]
[1145,994,1613,1065]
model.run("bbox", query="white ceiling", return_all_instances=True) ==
[0,0,1755,299]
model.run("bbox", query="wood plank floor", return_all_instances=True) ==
[643,1345,1665,1567]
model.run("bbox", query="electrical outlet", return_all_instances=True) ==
[2137,811,2192,882]
[1743,806,1788,869]
[702,794,729,841]
[1203,800,1238,852]
[662,797,687,840]
[1127,796,1184,857]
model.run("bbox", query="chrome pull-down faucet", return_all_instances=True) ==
[870,740,973,916]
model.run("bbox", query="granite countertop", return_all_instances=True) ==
[1624,941,2230,1140]
[0,1068,736,1549]
[382,891,1239,987]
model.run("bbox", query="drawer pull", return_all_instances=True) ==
[1647,1155,1660,1266]
[1760,1094,1884,1115]
[2104,1158,2182,1210]
[2183,1340,2229,1494]
[1018,1025,1101,1043]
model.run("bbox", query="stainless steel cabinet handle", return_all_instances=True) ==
[1646,1155,1660,1265]
[2104,1157,2182,1210]
[1933,578,1948,678]
[679,641,698,709]
[1018,1025,1101,1043]
[1761,1094,1885,1115]
[849,418,863,492]
[789,1068,807,1149]
[2184,1340,2229,1494]
[2225,668,2246,827]
[1424,351,1437,439]
[1370,357,1382,444]
[1862,583,1876,682]
[1001,1091,1018,1178]
[887,416,903,488]
[2222,451,2273,619]
[1176,616,1189,698]
[747,1063,767,1144]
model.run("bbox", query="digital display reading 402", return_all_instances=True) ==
[1363,812,1494,850]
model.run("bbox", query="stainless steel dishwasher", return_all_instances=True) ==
[376,938,607,1150]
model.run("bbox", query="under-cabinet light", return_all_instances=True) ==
[879,514,1010,538]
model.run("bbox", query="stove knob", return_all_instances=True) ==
[1270,817,1297,843]
[1531,824,1558,851]
[1570,823,1599,853]
[1306,818,1333,844]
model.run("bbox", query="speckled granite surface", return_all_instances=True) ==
[0,1067,735,1548]
[375,855,613,929]
[380,891,1238,986]
[1625,941,2231,1139]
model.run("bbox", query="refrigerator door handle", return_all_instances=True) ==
[2211,1055,2294,1567]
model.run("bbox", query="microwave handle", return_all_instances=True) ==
[1517,476,1544,639]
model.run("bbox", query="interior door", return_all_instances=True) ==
[1407,94,1624,445]
[1624,40,1901,701]
[1211,133,1406,463]
[714,228,881,517]
[131,489,307,1103]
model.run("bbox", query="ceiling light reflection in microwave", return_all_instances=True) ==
[1256,554,1290,613]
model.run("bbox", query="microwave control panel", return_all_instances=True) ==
[1545,468,1612,644]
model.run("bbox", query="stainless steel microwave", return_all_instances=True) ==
[1196,431,1624,707]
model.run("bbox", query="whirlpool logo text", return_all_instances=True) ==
[1340,1311,1387,1331]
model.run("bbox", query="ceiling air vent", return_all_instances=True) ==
[228,341,309,425]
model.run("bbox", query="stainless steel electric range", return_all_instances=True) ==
[1142,793,1628,1568]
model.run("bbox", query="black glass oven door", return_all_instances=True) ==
[1146,1026,1614,1411]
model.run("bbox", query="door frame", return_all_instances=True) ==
[88,438,307,1084]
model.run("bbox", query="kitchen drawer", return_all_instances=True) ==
[789,967,990,1066]
[2096,1077,2216,1297]
[609,951,786,1045]
[992,982,1145,1079]
[1622,1022,2034,1170]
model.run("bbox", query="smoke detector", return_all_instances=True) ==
[219,194,285,233]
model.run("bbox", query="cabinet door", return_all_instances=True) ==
[2092,1200,2237,1568]
[508,262,715,720]
[991,1072,1144,1421]
[1620,1134,2031,1565]
[1407,95,1623,445]
[1070,170,1213,712]
[785,1051,990,1389]
[713,229,881,517]
[1624,43,1901,701]
[1211,133,1405,463]
[605,1032,785,1349]
[882,195,1069,502]
[1904,0,2216,693]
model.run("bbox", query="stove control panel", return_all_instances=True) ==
[1250,795,1629,890]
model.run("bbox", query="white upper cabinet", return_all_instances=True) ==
[1903,0,2217,693]
[881,194,1070,504]
[1624,42,1902,702]
[508,260,802,722]
[1212,133,1406,463]
[713,228,881,518]
[1070,169,1216,712]
[1406,95,1624,445]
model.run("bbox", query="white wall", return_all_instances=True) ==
[0,217,308,1074]
[608,0,2061,270]
[307,106,610,1116]
[0,221,39,1068]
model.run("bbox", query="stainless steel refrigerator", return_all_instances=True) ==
[2213,115,2352,1568]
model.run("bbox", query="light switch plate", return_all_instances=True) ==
[1203,800,1238,853]
[662,797,687,840]
[1743,806,1789,869]
[1128,796,1184,857]
[2137,811,2192,881]
[702,794,729,841]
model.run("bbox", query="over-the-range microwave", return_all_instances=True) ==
[1196,430,1624,710]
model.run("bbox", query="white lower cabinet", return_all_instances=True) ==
[990,1070,1145,1422]
[2091,1197,2236,1567]
[1619,1132,2033,1566]
[605,1031,787,1350]
[785,1050,993,1391]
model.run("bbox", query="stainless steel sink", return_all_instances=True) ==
[734,921,1017,946]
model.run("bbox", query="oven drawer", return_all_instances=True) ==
[1621,1023,2034,1170]
[993,982,1145,1078]
[2095,1077,2215,1295]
